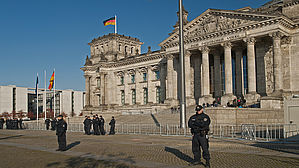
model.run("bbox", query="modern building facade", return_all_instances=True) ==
[0,85,85,118]
[81,0,299,114]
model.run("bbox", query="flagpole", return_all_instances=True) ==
[44,70,46,120]
[115,15,117,34]
[53,69,56,118]
[36,73,39,126]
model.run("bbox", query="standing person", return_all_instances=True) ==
[0,118,4,129]
[92,115,100,135]
[45,118,50,130]
[19,118,23,129]
[51,118,56,131]
[86,116,92,135]
[55,115,67,151]
[188,105,211,167]
[83,116,88,134]
[99,115,105,135]
[109,116,116,135]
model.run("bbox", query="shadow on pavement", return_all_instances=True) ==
[150,114,160,127]
[251,142,299,155]
[165,146,194,163]
[46,155,134,168]
[0,135,23,140]
[65,141,80,151]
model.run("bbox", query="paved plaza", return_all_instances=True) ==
[0,130,298,168]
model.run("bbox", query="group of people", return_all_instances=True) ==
[0,118,23,129]
[83,115,115,135]
[44,118,57,131]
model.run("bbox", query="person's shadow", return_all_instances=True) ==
[164,146,194,164]
[65,141,80,151]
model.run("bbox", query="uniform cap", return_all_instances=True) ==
[195,105,203,111]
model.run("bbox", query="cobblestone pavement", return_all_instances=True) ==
[0,130,298,168]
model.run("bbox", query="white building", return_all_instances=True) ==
[0,85,85,118]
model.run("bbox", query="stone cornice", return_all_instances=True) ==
[88,33,144,46]
[162,16,295,49]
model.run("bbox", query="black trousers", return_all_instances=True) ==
[57,133,66,150]
[100,125,105,135]
[192,133,210,161]
[109,126,115,135]
[93,124,100,135]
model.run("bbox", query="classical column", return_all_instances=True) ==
[223,42,233,95]
[221,42,236,105]
[270,32,283,94]
[213,51,222,98]
[84,75,91,107]
[185,50,195,105]
[244,38,257,94]
[201,46,211,96]
[166,55,175,100]
[235,47,243,97]
[100,74,105,105]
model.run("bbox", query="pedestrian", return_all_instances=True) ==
[109,116,116,135]
[0,118,4,129]
[188,105,211,167]
[45,118,50,130]
[99,115,105,135]
[55,115,67,151]
[19,118,23,129]
[51,118,56,131]
[92,115,100,135]
[83,116,88,134]
[86,116,92,135]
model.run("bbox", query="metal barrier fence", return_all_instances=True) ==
[23,122,298,141]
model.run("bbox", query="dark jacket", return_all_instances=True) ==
[188,112,210,134]
[109,119,115,126]
[56,119,67,136]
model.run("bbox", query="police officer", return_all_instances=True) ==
[45,118,50,130]
[188,105,211,167]
[99,115,105,135]
[0,118,4,129]
[83,116,88,134]
[55,115,67,151]
[92,115,100,135]
[109,116,116,135]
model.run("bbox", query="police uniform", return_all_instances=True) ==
[188,105,211,167]
[109,117,116,135]
[99,116,105,135]
[56,115,67,151]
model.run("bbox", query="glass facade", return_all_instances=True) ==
[143,88,148,104]
[121,90,125,105]
[155,71,160,80]
[156,87,161,103]
[131,74,135,83]
[120,76,124,85]
[143,73,147,81]
[132,89,136,104]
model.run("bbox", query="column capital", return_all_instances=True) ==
[199,46,210,54]
[243,37,256,45]
[185,50,192,57]
[221,41,232,49]
[84,75,91,79]
[166,54,175,60]
[269,31,283,40]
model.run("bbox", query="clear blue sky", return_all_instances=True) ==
[0,0,269,91]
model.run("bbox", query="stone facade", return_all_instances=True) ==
[82,0,299,114]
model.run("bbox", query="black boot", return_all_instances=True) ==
[205,159,210,168]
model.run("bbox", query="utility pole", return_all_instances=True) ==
[179,0,186,133]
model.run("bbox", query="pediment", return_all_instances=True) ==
[159,9,278,48]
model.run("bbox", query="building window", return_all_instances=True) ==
[131,47,134,54]
[98,94,101,105]
[120,76,124,85]
[121,90,125,105]
[155,71,160,80]
[132,89,136,105]
[97,78,101,88]
[131,74,135,83]
[71,92,74,113]
[119,44,121,51]
[143,73,147,81]
[156,86,161,104]
[13,88,16,112]
[143,88,148,104]
[125,46,128,54]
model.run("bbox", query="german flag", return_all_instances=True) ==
[48,71,55,91]
[103,17,116,26]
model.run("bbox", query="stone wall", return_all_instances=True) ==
[205,107,284,125]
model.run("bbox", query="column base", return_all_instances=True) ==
[221,94,236,106]
[244,92,261,105]
[198,95,214,106]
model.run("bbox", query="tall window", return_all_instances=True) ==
[143,88,148,104]
[143,73,147,81]
[120,76,124,85]
[156,87,161,104]
[155,71,160,80]
[13,88,16,112]
[97,78,101,88]
[98,94,101,105]
[131,74,135,83]
[132,89,136,105]
[121,90,125,105]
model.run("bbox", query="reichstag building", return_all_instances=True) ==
[81,0,299,114]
